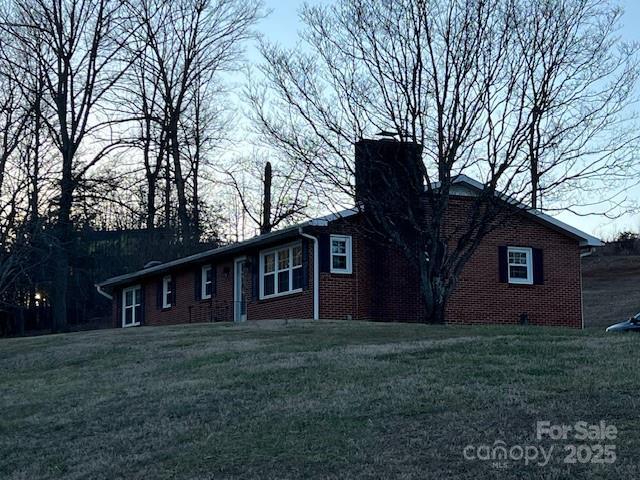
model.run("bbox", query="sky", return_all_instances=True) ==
[249,0,640,239]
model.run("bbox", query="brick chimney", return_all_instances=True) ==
[354,137,423,211]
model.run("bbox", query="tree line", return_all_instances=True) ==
[0,0,637,331]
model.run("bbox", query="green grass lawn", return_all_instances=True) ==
[1,321,639,479]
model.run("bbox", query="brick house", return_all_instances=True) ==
[98,140,601,329]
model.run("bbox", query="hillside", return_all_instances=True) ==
[582,254,640,328]
[1,321,638,479]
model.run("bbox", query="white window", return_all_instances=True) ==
[162,275,172,308]
[507,247,533,285]
[122,285,142,327]
[260,242,303,299]
[202,265,213,299]
[330,235,352,274]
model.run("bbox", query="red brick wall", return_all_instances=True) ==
[110,200,584,328]
[317,217,424,322]
[317,199,582,327]
[318,220,363,320]
[444,204,582,328]
[113,241,314,326]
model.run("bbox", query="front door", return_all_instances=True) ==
[122,285,142,327]
[234,258,247,322]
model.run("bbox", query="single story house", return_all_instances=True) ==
[97,140,601,329]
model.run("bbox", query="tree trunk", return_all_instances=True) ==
[531,161,539,209]
[51,146,74,332]
[146,174,156,230]
[164,152,171,229]
[419,241,448,324]
[168,119,190,240]
[261,161,272,234]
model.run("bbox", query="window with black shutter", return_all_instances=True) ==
[499,246,543,285]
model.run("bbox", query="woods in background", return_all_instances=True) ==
[0,0,276,333]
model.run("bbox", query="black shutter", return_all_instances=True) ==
[194,268,202,301]
[319,232,330,273]
[116,288,122,327]
[171,275,177,306]
[532,248,544,285]
[139,286,145,325]
[211,265,217,296]
[498,246,508,283]
[251,254,259,300]
[156,280,163,309]
[302,238,309,290]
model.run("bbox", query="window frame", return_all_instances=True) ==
[507,246,533,285]
[162,275,172,308]
[259,241,303,300]
[330,234,353,274]
[122,285,141,327]
[201,265,213,300]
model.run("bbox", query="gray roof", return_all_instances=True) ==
[99,176,601,288]
[444,175,602,247]
[98,209,358,288]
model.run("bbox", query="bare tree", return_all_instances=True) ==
[1,0,139,330]
[514,0,640,209]
[250,0,640,322]
[226,152,312,236]
[129,0,262,242]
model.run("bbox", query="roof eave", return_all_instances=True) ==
[431,175,603,248]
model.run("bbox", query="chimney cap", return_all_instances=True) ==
[375,130,415,141]
[375,130,399,139]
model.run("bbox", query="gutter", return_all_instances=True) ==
[299,227,321,320]
[95,283,113,301]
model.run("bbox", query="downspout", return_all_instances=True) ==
[299,228,320,320]
[579,246,595,329]
[95,284,113,301]
[580,247,595,258]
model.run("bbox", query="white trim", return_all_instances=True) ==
[162,275,172,308]
[330,235,353,274]
[201,264,213,300]
[233,257,247,322]
[99,176,601,290]
[299,229,319,320]
[99,209,356,288]
[95,284,113,300]
[122,285,142,328]
[432,175,602,247]
[259,241,303,300]
[507,246,533,285]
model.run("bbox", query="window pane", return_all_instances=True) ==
[134,305,141,323]
[292,245,302,267]
[292,266,303,290]
[509,265,528,279]
[134,288,141,305]
[264,253,275,273]
[509,251,527,265]
[165,290,172,306]
[332,255,347,270]
[332,239,346,254]
[205,267,212,282]
[205,282,212,297]
[278,270,289,292]
[264,273,275,296]
[278,249,289,270]
[125,307,133,324]
[125,290,133,307]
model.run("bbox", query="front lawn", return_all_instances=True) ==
[1,321,638,479]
